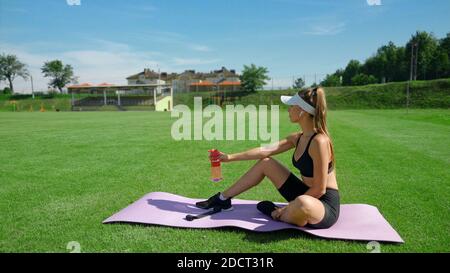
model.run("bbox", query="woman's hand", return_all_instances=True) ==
[209,151,231,163]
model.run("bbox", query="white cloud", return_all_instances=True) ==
[190,44,212,52]
[367,0,382,6]
[293,15,347,36]
[0,39,224,93]
[130,30,214,53]
[0,40,166,93]
[0,44,51,92]
[303,22,346,36]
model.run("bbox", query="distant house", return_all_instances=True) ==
[126,67,241,93]
[206,67,240,83]
[126,68,175,85]
[189,80,241,92]
[188,80,215,92]
[217,80,241,91]
[186,67,241,92]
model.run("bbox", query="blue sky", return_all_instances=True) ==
[0,0,449,92]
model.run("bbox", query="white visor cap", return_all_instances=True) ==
[280,93,316,115]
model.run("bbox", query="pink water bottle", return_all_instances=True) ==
[209,149,223,182]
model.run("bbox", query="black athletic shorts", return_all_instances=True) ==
[278,172,340,229]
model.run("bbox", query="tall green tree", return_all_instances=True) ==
[430,48,449,79]
[439,33,450,58]
[436,33,450,78]
[393,46,409,81]
[342,60,361,86]
[292,77,305,89]
[406,31,440,80]
[240,64,270,92]
[41,60,75,93]
[321,74,341,87]
[326,31,450,86]
[0,53,29,93]
[362,56,382,82]
[321,69,343,87]
[377,42,401,82]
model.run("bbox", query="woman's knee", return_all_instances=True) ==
[257,157,290,187]
[291,195,327,227]
[279,197,315,227]
[283,202,309,227]
[259,157,273,164]
[257,157,274,170]
[293,195,315,217]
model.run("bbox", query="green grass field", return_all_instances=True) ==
[0,109,449,253]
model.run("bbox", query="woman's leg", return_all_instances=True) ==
[272,195,325,227]
[222,157,291,199]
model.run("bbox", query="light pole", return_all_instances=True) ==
[407,42,418,113]
[30,74,35,99]
[413,42,418,81]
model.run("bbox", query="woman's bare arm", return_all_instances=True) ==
[227,133,299,162]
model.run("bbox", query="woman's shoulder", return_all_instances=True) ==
[314,132,329,141]
[311,133,330,148]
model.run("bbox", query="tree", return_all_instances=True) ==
[430,49,450,79]
[406,31,440,80]
[321,74,341,87]
[292,77,305,89]
[0,53,29,93]
[1,87,12,95]
[382,42,398,82]
[0,68,4,83]
[41,60,75,93]
[440,33,450,52]
[351,73,378,86]
[321,69,343,87]
[342,60,361,86]
[392,46,409,81]
[436,33,450,78]
[240,64,270,92]
[316,31,449,86]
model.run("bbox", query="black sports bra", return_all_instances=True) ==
[292,132,334,178]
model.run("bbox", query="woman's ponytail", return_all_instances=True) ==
[310,87,335,166]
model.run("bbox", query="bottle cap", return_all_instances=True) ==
[208,149,221,167]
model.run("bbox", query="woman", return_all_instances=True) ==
[196,87,339,229]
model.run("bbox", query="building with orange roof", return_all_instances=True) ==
[126,67,241,93]
[189,79,241,92]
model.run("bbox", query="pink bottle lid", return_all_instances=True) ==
[208,149,221,167]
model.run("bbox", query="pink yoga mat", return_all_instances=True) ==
[103,192,404,243]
